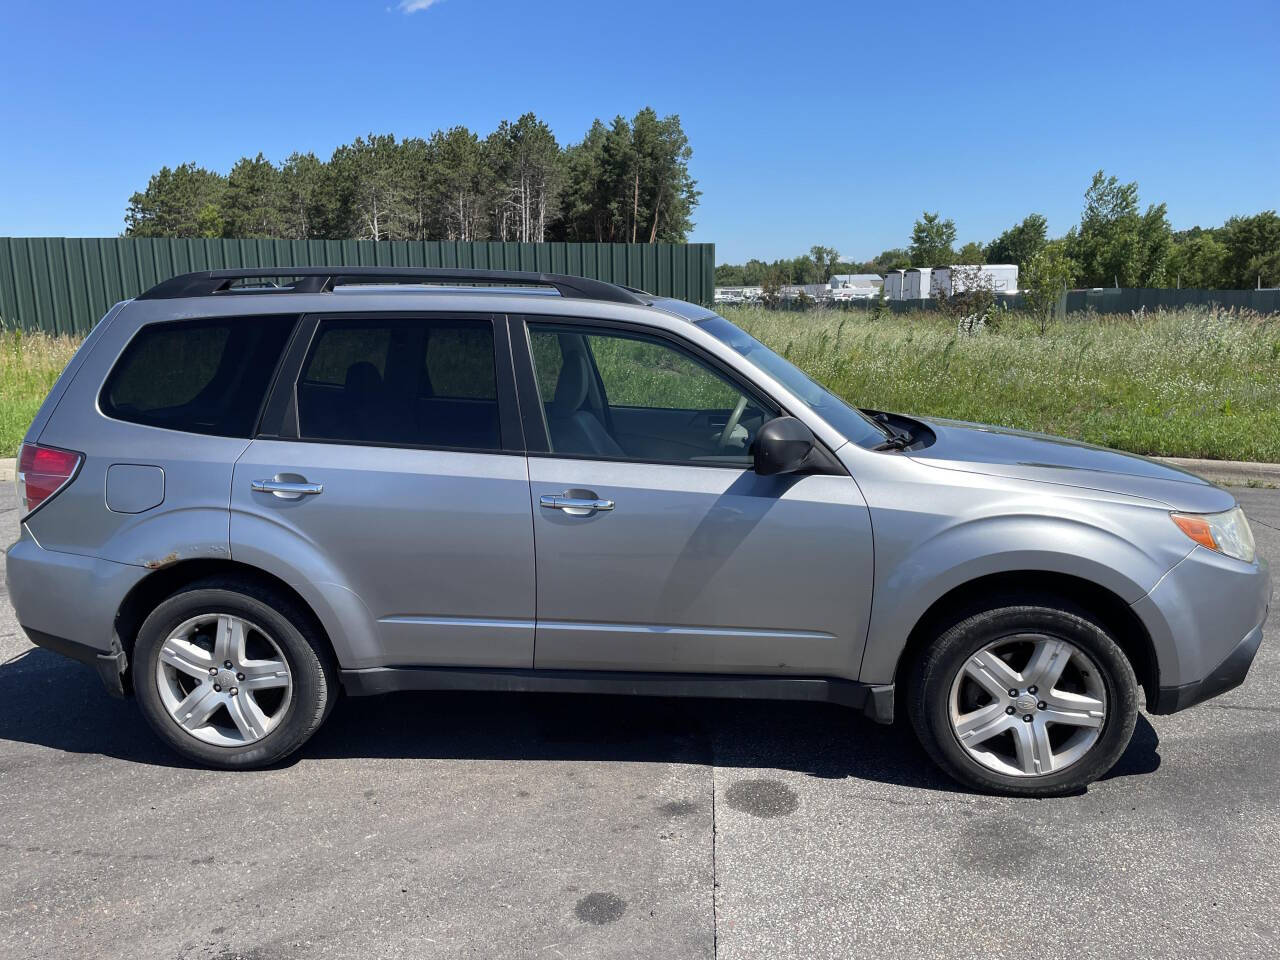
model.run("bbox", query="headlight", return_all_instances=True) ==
[1171,506,1256,563]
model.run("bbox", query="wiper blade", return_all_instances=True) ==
[872,433,912,451]
[865,411,914,450]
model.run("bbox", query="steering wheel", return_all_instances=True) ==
[718,394,750,449]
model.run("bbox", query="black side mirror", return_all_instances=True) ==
[753,416,816,476]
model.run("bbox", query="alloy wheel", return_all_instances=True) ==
[154,613,293,747]
[948,633,1108,777]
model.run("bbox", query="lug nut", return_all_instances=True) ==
[1038,701,1047,710]
[224,660,233,669]
[1005,706,1015,715]
[236,673,245,681]
[1028,685,1038,694]
[1022,714,1033,722]
[213,684,222,692]
[1008,688,1018,697]
[229,687,239,697]
[209,667,218,677]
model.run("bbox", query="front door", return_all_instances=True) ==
[230,312,536,670]
[519,319,874,679]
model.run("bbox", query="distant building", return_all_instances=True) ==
[883,269,906,300]
[828,274,883,300]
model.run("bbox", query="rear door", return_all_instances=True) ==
[230,312,536,670]
[515,317,874,679]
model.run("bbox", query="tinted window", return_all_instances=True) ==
[528,325,776,464]
[100,315,296,437]
[297,316,500,449]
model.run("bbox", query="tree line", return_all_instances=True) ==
[124,109,699,245]
[716,171,1280,290]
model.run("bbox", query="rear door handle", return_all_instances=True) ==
[251,478,324,500]
[539,493,614,516]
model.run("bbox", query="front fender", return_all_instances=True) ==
[856,500,1192,685]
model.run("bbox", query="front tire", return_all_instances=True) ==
[133,578,335,769]
[908,602,1139,796]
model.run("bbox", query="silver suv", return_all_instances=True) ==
[6,268,1270,795]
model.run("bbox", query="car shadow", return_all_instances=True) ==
[0,647,1160,793]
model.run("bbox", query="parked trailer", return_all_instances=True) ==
[903,268,933,299]
[883,270,905,300]
[930,264,1019,297]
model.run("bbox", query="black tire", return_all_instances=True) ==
[908,602,1139,796]
[133,577,336,769]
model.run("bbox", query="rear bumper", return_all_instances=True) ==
[5,533,145,696]
[1150,621,1265,714]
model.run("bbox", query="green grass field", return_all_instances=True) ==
[719,305,1280,463]
[1,328,81,460]
[3,305,1278,462]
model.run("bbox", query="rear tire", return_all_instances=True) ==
[133,578,335,769]
[908,602,1139,796]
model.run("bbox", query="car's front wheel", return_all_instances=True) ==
[908,602,1139,796]
[133,578,335,768]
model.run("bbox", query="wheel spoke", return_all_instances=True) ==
[1040,690,1105,729]
[227,692,269,741]
[953,702,1014,745]
[213,615,247,665]
[159,636,215,679]
[173,684,222,731]
[963,649,1024,699]
[239,658,290,691]
[1022,637,1071,691]
[1012,719,1055,775]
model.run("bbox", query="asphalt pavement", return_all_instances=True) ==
[1,481,1277,960]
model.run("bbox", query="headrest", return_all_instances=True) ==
[550,347,591,417]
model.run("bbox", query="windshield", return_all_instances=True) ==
[696,314,885,446]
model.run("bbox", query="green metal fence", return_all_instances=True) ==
[0,237,716,335]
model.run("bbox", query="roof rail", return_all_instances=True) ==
[136,266,651,305]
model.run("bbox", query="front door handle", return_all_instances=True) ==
[251,477,324,500]
[539,493,614,516]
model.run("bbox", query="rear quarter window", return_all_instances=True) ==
[99,315,297,437]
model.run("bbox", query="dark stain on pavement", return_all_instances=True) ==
[575,891,626,925]
[958,819,1047,875]
[658,799,698,817]
[724,779,799,817]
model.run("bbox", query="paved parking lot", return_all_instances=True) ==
[2,482,1276,960]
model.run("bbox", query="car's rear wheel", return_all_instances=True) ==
[908,602,1139,796]
[133,579,334,768]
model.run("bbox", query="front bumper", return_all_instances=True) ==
[1132,544,1270,713]
[1150,620,1265,714]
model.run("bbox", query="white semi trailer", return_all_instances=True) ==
[930,264,1019,297]
[903,268,932,299]
[883,270,905,299]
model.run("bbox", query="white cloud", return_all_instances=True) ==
[398,0,444,12]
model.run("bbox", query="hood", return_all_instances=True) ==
[905,416,1236,512]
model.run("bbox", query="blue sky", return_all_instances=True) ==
[1,0,1276,263]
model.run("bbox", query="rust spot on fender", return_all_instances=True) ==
[143,552,180,570]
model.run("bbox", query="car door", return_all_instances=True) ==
[516,316,874,680]
[230,312,536,670]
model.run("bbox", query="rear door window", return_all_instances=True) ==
[296,316,501,450]
[100,315,297,437]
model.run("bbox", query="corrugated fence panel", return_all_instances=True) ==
[0,238,716,334]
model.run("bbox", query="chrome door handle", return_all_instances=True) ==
[539,494,614,515]
[251,478,324,500]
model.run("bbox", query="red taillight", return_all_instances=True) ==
[17,442,82,516]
